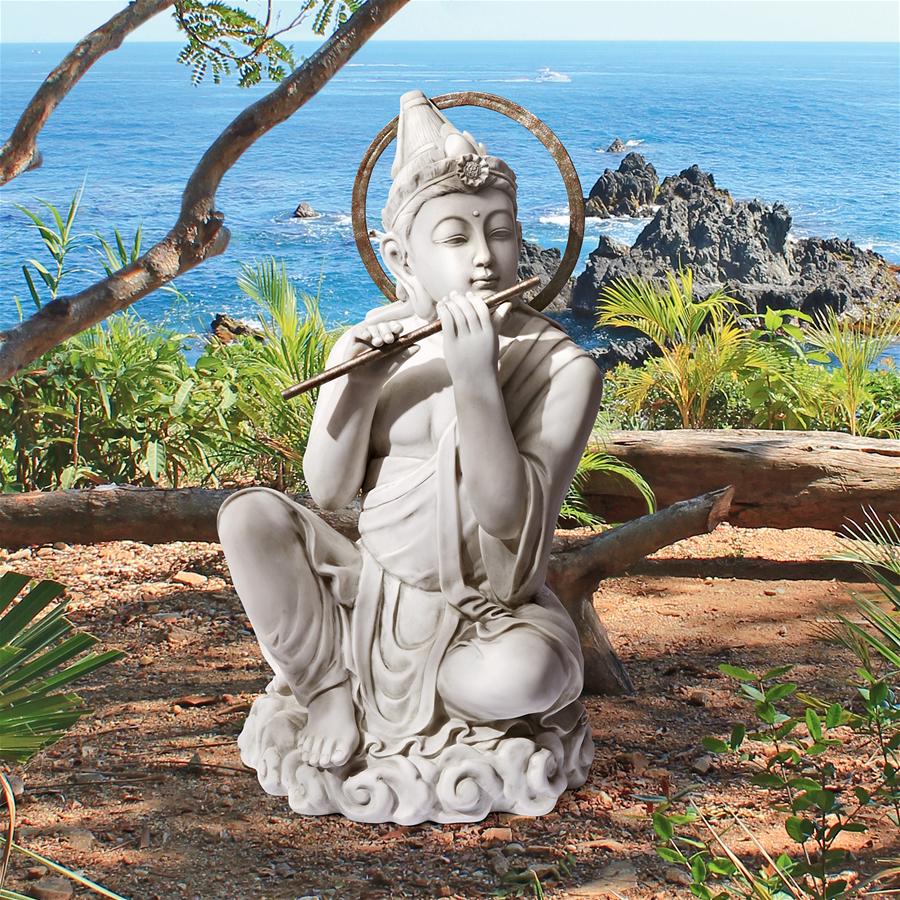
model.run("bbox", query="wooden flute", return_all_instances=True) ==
[281,275,541,400]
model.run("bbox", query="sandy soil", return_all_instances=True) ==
[0,523,896,899]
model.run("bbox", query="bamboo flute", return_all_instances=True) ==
[281,275,541,400]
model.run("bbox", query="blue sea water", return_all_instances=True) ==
[1,40,898,362]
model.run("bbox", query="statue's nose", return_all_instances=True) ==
[471,230,492,266]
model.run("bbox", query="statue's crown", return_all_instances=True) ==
[382,90,516,232]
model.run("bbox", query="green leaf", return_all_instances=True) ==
[739,684,766,702]
[805,708,822,741]
[652,812,675,841]
[761,664,795,681]
[719,663,757,681]
[825,703,844,728]
[785,816,814,843]
[729,724,746,750]
[701,737,729,754]
[751,772,784,788]
[658,847,688,865]
[765,682,797,702]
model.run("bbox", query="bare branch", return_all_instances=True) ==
[0,0,411,381]
[0,0,175,185]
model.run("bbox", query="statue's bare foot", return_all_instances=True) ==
[298,681,359,768]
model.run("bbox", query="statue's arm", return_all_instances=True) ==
[303,317,405,509]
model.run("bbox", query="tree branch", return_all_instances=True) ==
[0,0,176,186]
[0,0,411,382]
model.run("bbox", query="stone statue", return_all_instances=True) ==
[216,90,603,824]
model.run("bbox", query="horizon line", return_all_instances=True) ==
[2,37,898,44]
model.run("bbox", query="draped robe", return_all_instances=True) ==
[223,303,599,776]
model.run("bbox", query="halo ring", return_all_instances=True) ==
[351,91,584,312]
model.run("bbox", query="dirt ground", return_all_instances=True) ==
[0,523,896,899]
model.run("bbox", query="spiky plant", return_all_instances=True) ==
[596,269,764,428]
[0,572,123,763]
[804,309,900,436]
[559,449,656,528]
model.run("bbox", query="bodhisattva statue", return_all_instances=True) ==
[216,90,603,824]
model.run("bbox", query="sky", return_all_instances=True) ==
[0,0,898,43]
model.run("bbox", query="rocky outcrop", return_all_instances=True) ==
[517,240,573,311]
[605,137,627,153]
[571,171,900,331]
[656,165,732,205]
[292,202,319,219]
[584,153,659,218]
[210,313,264,344]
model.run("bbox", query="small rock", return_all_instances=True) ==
[6,773,25,798]
[481,826,513,845]
[292,202,319,219]
[29,875,74,900]
[9,548,31,560]
[687,689,711,707]
[665,866,692,886]
[25,865,47,880]
[617,751,650,773]
[173,694,218,707]
[366,867,390,886]
[35,547,55,558]
[504,842,525,855]
[764,588,777,596]
[691,754,714,775]
[64,827,96,850]
[139,654,154,666]
[52,542,69,551]
[606,137,627,153]
[71,771,107,785]
[172,571,207,588]
[489,852,510,877]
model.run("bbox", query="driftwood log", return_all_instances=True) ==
[585,430,900,531]
[0,484,735,695]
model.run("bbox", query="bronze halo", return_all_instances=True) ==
[351,91,585,313]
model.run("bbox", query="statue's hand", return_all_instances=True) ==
[436,291,499,386]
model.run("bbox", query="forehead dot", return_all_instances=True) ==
[472,210,480,217]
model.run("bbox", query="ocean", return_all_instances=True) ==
[1,40,898,363]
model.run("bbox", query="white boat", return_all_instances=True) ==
[535,67,571,83]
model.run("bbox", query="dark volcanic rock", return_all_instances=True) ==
[584,153,659,218]
[571,186,900,327]
[606,137,627,153]
[517,240,573,311]
[292,202,319,219]
[657,164,732,205]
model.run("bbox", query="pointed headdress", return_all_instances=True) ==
[381,90,517,234]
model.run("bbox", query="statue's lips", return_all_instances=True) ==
[471,277,498,290]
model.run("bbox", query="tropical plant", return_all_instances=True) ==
[0,572,127,898]
[804,309,900,436]
[596,269,764,428]
[14,185,86,314]
[649,507,900,899]
[0,572,123,763]
[202,258,338,490]
[559,448,655,527]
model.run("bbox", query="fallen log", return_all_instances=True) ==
[547,486,734,695]
[0,483,735,695]
[585,429,900,531]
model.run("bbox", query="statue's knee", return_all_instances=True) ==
[217,489,294,550]
[439,630,565,719]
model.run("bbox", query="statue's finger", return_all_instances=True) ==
[436,301,457,337]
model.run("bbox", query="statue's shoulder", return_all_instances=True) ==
[507,304,593,362]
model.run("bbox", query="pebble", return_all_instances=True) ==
[691,754,714,775]
[35,547,55,558]
[688,689,711,707]
[29,876,74,900]
[173,571,207,588]
[26,865,48,880]
[6,773,25,798]
[481,826,512,845]
[503,842,525,855]
[64,827,96,850]
[665,866,692,886]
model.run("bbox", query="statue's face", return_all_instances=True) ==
[403,187,520,318]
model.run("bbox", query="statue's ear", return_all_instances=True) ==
[379,231,421,303]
